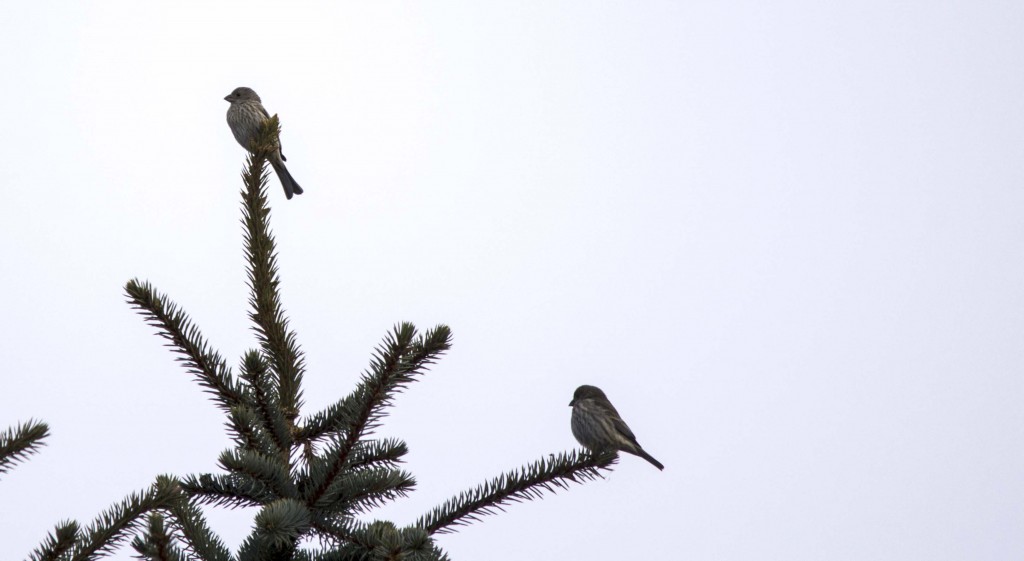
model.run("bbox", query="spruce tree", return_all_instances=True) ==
[27,118,617,560]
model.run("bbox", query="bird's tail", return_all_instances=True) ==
[270,157,303,199]
[632,447,665,471]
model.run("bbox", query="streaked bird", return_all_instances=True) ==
[225,86,304,199]
[570,384,664,470]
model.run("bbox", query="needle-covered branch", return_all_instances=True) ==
[241,118,305,421]
[239,350,292,457]
[299,324,450,507]
[308,514,366,547]
[343,438,408,471]
[130,513,185,561]
[296,437,408,510]
[227,404,281,456]
[164,497,232,561]
[180,473,276,509]
[0,418,49,477]
[315,466,416,514]
[417,449,618,535]
[235,498,311,558]
[218,448,298,500]
[125,279,246,413]
[26,520,79,561]
[309,521,445,561]
[65,476,182,560]
[297,324,451,445]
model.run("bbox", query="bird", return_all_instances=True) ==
[570,384,664,470]
[224,86,304,199]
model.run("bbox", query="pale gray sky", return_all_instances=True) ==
[2,2,1023,559]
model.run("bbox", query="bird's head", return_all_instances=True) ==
[569,384,607,406]
[225,87,261,103]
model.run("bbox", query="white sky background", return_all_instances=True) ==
[1,1,1022,559]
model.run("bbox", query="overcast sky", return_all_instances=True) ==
[2,2,1023,559]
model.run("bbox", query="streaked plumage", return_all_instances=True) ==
[225,87,304,199]
[570,384,664,470]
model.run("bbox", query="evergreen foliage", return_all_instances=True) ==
[0,419,49,477]
[24,118,617,560]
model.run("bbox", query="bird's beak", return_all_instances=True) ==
[223,95,232,102]
[568,399,575,407]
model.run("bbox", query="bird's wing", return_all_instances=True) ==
[611,415,638,443]
[593,399,638,442]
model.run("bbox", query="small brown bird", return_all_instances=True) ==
[570,384,664,470]
[224,86,304,199]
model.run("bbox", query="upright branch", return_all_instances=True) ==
[296,325,452,446]
[242,116,305,422]
[299,324,450,509]
[131,513,184,561]
[239,349,292,459]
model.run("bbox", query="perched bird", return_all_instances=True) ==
[570,384,664,470]
[224,86,304,199]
